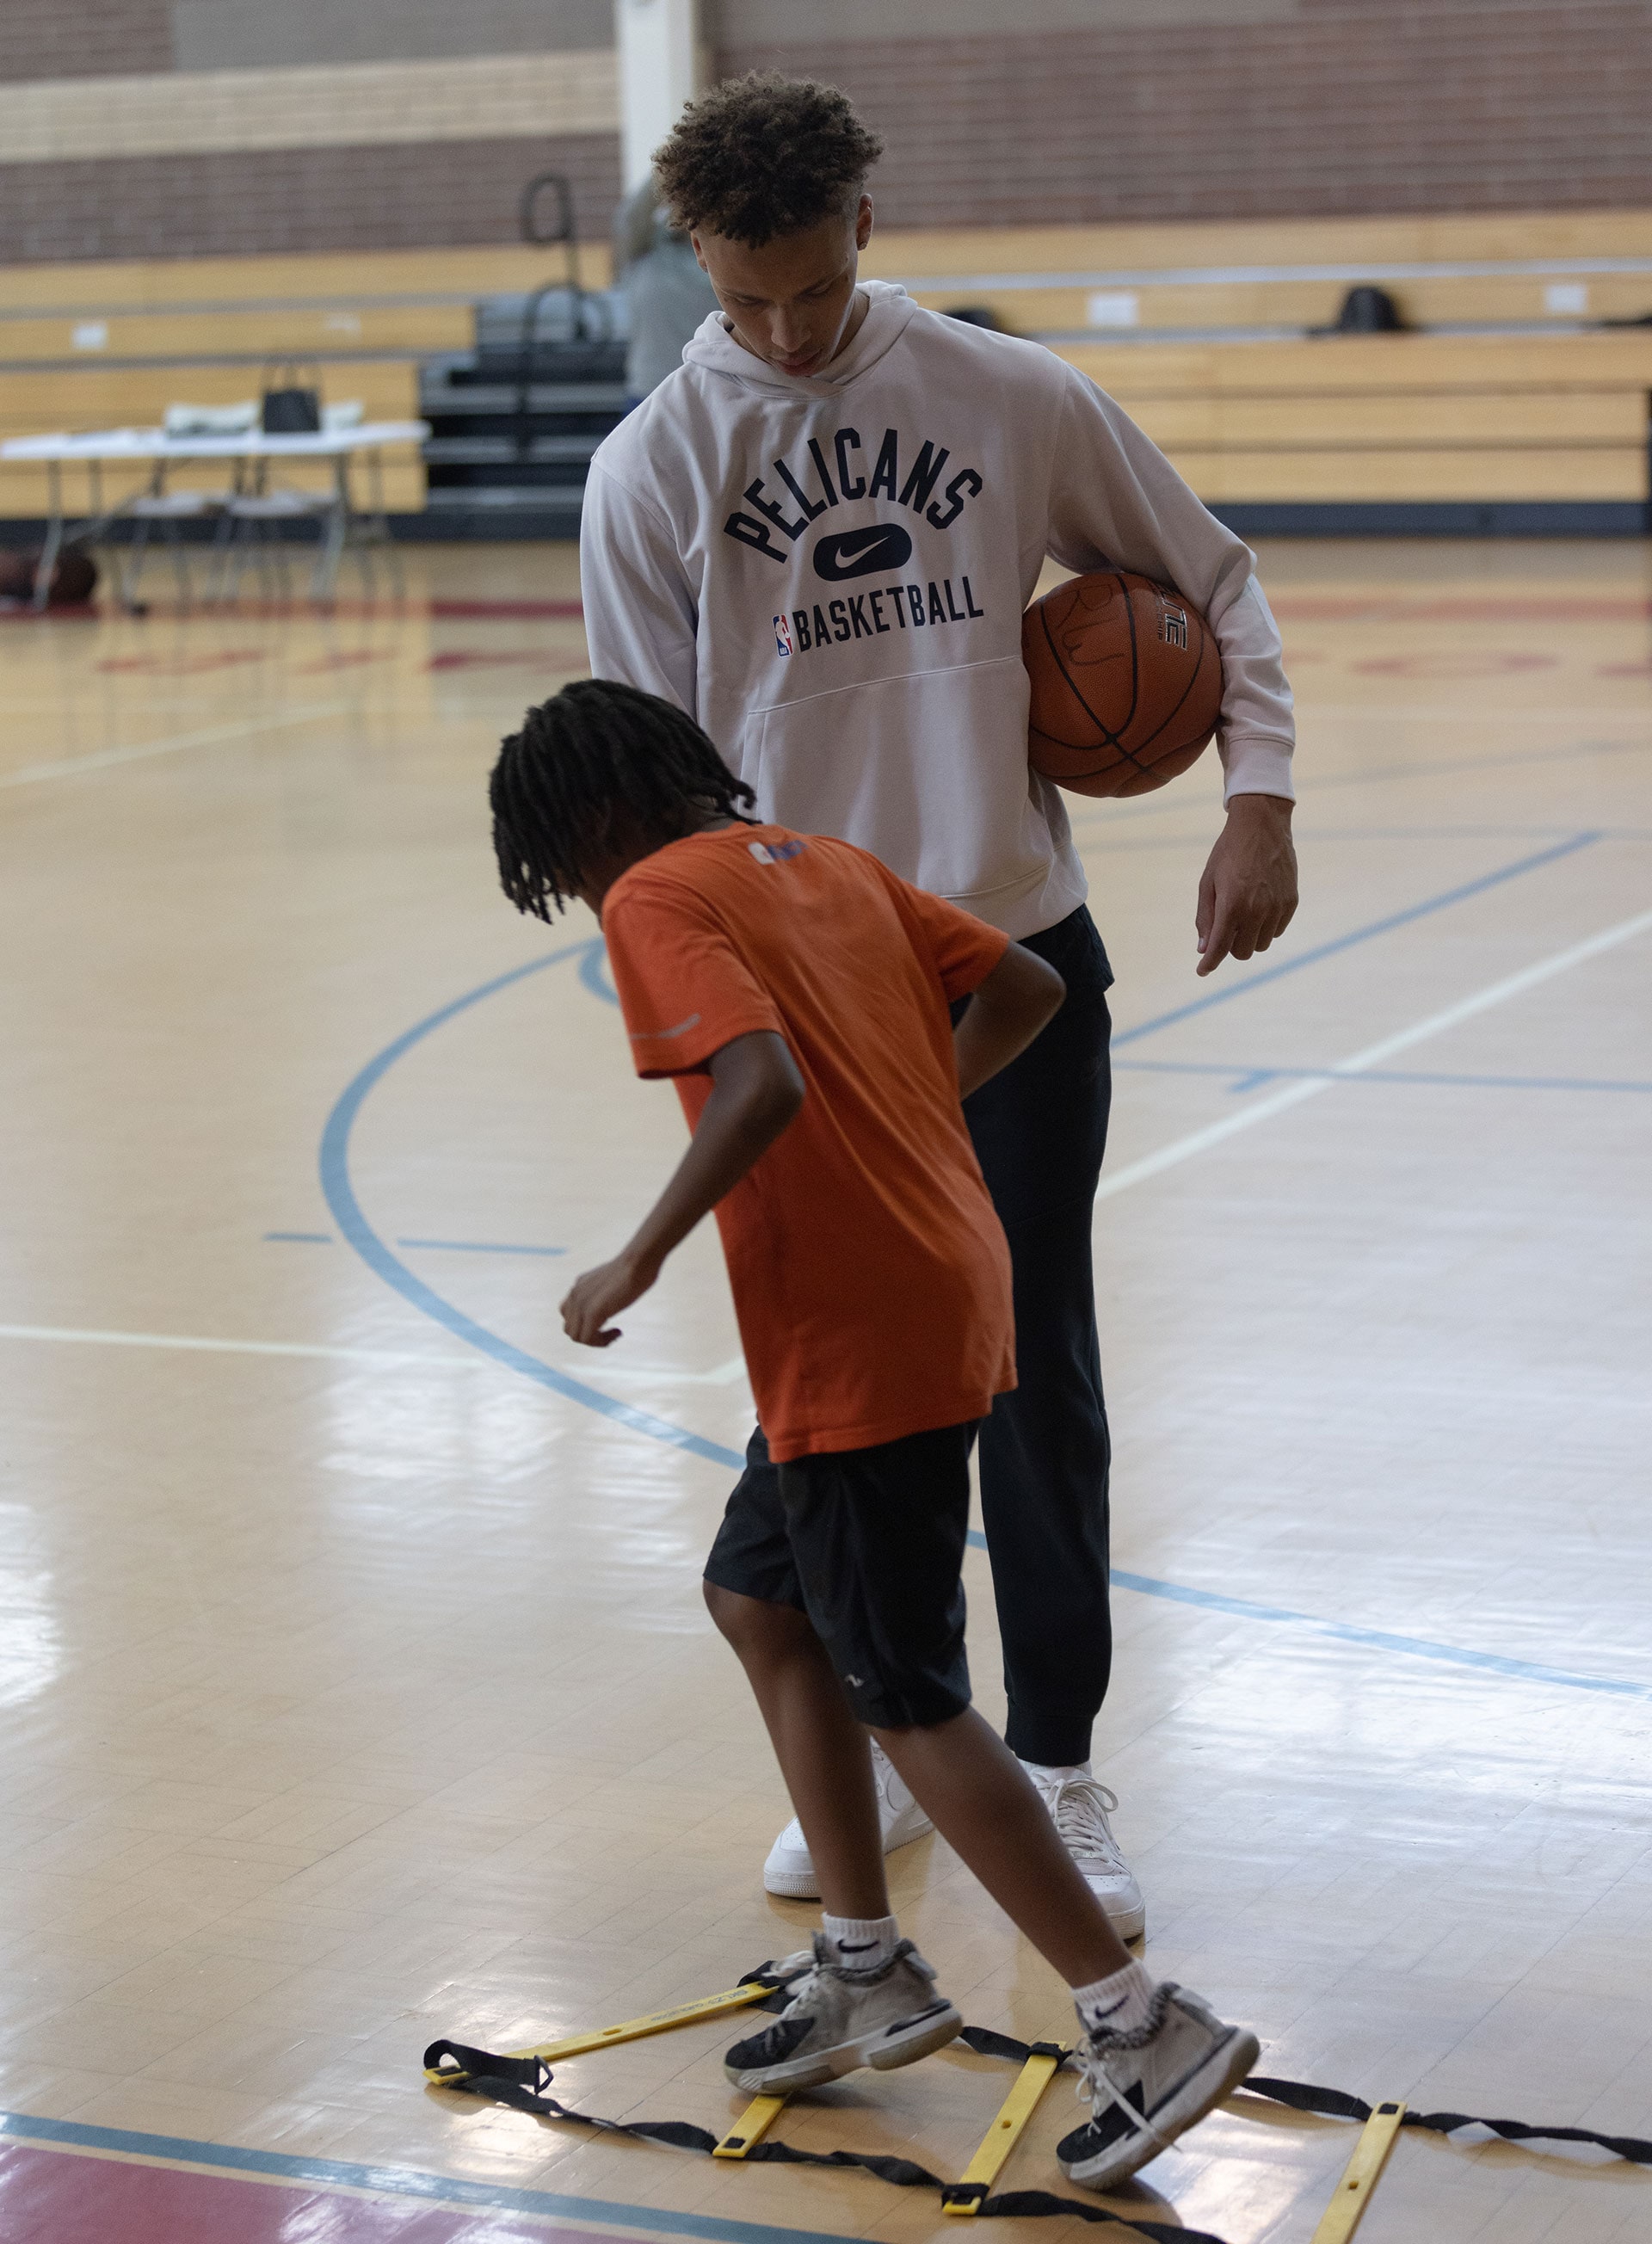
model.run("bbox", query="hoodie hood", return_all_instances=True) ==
[681,279,918,396]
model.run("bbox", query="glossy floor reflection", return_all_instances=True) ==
[1,539,1649,2243]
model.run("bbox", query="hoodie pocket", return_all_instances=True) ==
[742,657,1057,905]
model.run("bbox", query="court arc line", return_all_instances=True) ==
[11,1318,1642,1695]
[0,2110,869,2244]
[5,1280,1641,1702]
[319,874,1649,1685]
[316,939,749,1472]
[961,1533,1651,1701]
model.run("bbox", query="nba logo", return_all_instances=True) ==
[774,613,793,657]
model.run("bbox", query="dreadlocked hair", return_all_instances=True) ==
[653,73,884,247]
[490,678,756,921]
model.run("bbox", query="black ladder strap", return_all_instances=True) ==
[420,2022,1652,2244]
[424,2039,1232,2241]
[1242,2075,1652,2164]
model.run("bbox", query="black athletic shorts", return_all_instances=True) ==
[704,1421,977,1729]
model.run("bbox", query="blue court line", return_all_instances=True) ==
[580,938,618,1005]
[321,828,1636,1681]
[572,834,1601,1058]
[1111,829,1602,1047]
[317,939,747,1476]
[0,2109,866,2244]
[264,1231,570,1256]
[961,1532,1650,1699]
[1114,1057,1652,1095]
[397,1236,568,1256]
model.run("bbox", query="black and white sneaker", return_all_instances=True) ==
[724,1933,960,2093]
[1058,1982,1260,2193]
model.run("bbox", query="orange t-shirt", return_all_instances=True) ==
[601,824,1016,1462]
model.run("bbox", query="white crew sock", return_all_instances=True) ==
[822,1912,900,1970]
[1070,1957,1158,2037]
[1021,1758,1093,1785]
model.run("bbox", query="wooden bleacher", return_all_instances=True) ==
[2,213,1649,527]
[866,212,1652,518]
[0,244,613,521]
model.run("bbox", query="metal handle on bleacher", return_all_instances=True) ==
[515,171,608,454]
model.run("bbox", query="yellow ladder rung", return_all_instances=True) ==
[713,2093,790,2158]
[944,2045,1069,2215]
[426,1982,772,2087]
[1309,2099,1407,2244]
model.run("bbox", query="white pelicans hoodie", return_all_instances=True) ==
[580,281,1294,937]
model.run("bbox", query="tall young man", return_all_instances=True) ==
[578,75,1298,1938]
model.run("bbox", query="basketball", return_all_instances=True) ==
[1022,570,1223,798]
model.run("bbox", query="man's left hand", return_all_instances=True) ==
[1195,793,1298,977]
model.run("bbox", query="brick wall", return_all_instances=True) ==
[0,0,618,264]
[0,1,1650,264]
[718,3,1652,225]
[0,1,173,83]
[0,139,622,266]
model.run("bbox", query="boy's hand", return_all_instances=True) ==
[955,943,1065,1100]
[559,1033,804,1350]
[561,1251,659,1347]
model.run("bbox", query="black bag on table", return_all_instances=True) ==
[261,361,323,434]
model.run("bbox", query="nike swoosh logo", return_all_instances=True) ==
[812,523,915,581]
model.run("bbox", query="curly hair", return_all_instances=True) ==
[653,73,884,248]
[490,679,756,921]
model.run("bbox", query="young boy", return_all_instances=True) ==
[490,676,1260,2194]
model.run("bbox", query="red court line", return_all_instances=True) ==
[429,600,585,620]
[1,597,587,625]
[0,2138,627,2242]
[1271,595,1652,623]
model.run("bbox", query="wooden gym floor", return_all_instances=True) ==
[1,536,1649,2244]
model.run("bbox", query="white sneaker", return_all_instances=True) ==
[1025,1769,1147,1942]
[761,1742,934,1898]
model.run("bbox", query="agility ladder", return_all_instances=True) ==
[424,1962,1651,2244]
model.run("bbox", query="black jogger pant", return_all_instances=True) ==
[723,903,1114,1770]
[961,903,1113,1766]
